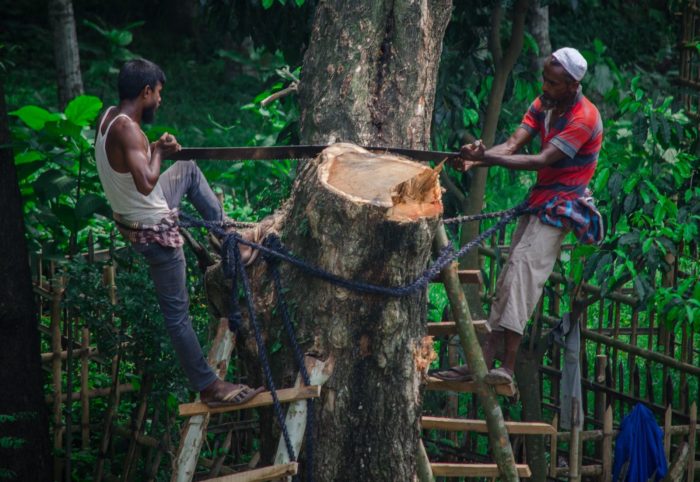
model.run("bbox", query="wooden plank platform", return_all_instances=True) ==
[425,377,516,397]
[432,268,482,285]
[431,463,531,477]
[426,320,488,336]
[203,462,298,481]
[179,386,321,417]
[421,416,555,435]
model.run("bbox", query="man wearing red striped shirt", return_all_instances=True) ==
[437,47,602,385]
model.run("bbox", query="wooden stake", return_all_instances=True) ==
[568,398,581,482]
[51,276,64,482]
[121,374,153,481]
[664,405,673,463]
[81,327,90,449]
[601,405,613,482]
[548,413,558,478]
[688,401,697,482]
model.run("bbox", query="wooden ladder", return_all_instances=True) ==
[421,266,554,478]
[171,318,323,482]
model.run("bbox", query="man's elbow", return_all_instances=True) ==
[136,180,156,196]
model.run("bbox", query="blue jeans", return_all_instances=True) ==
[132,161,221,391]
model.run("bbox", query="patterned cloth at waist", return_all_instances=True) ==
[533,193,604,245]
[113,209,184,248]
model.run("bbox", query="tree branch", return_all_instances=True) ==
[502,0,530,70]
[261,82,299,107]
[489,3,504,65]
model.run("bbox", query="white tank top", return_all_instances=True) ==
[95,107,171,225]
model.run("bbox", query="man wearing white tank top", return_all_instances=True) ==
[95,59,263,406]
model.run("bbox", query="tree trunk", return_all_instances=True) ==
[298,0,453,149]
[0,77,52,481]
[48,0,83,109]
[515,343,548,482]
[527,0,551,73]
[458,0,530,318]
[206,144,443,480]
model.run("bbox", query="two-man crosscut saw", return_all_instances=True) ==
[168,145,479,165]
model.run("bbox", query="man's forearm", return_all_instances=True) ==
[483,152,548,170]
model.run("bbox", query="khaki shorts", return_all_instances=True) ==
[487,214,567,335]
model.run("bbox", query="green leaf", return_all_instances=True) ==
[65,95,103,127]
[35,169,76,200]
[9,105,61,130]
[294,0,305,5]
[262,0,274,8]
[75,194,108,219]
[14,150,45,165]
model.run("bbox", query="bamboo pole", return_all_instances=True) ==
[433,224,519,481]
[95,263,121,482]
[601,405,613,482]
[46,383,135,403]
[121,374,153,481]
[688,402,697,482]
[65,313,75,481]
[568,398,581,482]
[81,327,90,449]
[548,414,558,479]
[51,276,64,482]
[664,405,673,463]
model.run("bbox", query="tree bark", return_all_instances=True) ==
[0,77,52,481]
[515,342,548,482]
[48,0,83,109]
[206,144,443,480]
[527,0,551,73]
[458,0,530,318]
[298,0,453,149]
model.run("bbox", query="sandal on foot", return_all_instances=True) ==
[202,384,265,407]
[429,365,474,382]
[484,367,513,385]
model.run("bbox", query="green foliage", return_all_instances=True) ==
[0,412,36,480]
[10,95,109,255]
[81,19,143,85]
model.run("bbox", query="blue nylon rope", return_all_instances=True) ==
[179,200,528,480]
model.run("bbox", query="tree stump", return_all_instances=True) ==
[206,143,442,480]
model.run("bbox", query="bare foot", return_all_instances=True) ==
[200,379,265,407]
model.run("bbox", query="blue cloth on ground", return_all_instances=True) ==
[612,403,668,481]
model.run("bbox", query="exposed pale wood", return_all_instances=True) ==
[426,320,488,336]
[568,398,581,481]
[430,463,531,477]
[455,269,482,285]
[432,268,482,285]
[416,440,433,482]
[662,442,689,482]
[425,376,516,397]
[548,414,558,478]
[172,319,237,482]
[203,462,298,481]
[664,405,673,462]
[273,356,333,471]
[179,385,322,417]
[421,416,555,435]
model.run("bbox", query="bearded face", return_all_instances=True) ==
[142,104,156,124]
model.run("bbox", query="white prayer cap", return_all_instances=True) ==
[552,47,587,81]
